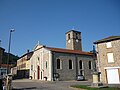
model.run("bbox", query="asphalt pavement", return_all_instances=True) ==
[12,79,91,90]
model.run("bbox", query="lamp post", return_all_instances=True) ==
[0,40,1,68]
[7,29,15,74]
[0,40,1,47]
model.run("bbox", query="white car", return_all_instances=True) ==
[77,75,85,81]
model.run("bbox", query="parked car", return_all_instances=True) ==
[77,75,85,81]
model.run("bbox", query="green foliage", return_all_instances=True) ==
[2,52,19,66]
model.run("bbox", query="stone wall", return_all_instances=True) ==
[96,39,120,83]
[53,52,94,81]
[77,55,94,81]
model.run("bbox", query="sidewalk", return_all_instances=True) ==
[12,79,32,82]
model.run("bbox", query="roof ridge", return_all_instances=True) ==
[94,36,120,44]
[46,47,93,56]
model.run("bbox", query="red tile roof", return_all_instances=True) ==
[46,47,93,56]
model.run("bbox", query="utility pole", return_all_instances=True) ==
[0,40,2,68]
[6,29,15,90]
[0,40,1,47]
[7,29,15,74]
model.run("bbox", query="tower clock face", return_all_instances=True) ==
[76,39,78,42]
[68,40,71,43]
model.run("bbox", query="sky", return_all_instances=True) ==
[0,0,120,56]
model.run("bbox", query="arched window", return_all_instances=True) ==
[89,61,92,69]
[46,61,47,69]
[68,34,70,40]
[57,59,61,69]
[69,60,73,69]
[76,33,78,39]
[79,60,82,69]
[38,57,39,61]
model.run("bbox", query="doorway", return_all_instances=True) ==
[41,72,42,80]
[37,66,40,79]
[106,68,120,84]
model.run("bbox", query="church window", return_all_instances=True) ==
[38,57,39,61]
[80,70,83,75]
[46,61,48,69]
[76,33,78,39]
[79,60,83,69]
[57,59,61,69]
[68,34,70,40]
[69,60,73,69]
[88,61,92,69]
[31,65,33,70]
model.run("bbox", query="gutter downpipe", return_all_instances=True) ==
[96,43,102,82]
[52,52,55,81]
[75,54,78,80]
[96,44,100,72]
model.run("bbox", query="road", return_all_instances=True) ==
[12,79,91,90]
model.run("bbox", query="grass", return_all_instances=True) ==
[71,85,120,90]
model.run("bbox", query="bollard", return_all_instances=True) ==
[6,74,12,90]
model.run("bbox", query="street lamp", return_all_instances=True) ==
[0,40,1,47]
[7,29,15,74]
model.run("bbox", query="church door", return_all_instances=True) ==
[41,72,42,80]
[37,66,40,79]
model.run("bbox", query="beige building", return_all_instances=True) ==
[17,51,33,78]
[30,30,95,81]
[94,36,120,84]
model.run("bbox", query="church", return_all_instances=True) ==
[29,30,95,81]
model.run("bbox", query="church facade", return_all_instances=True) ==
[30,30,95,81]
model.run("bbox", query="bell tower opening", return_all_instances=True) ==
[66,30,82,50]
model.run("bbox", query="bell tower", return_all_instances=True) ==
[66,30,82,50]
